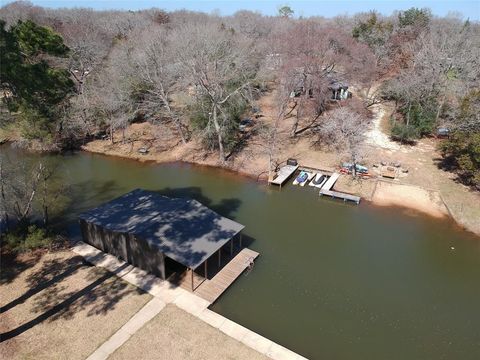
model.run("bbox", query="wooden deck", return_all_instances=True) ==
[172,271,206,292]
[320,172,340,190]
[269,165,299,187]
[319,189,361,204]
[195,248,259,304]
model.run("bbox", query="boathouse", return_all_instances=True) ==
[78,189,246,292]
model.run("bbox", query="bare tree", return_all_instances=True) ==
[413,19,480,122]
[174,22,259,162]
[0,152,69,233]
[383,17,480,134]
[129,27,189,143]
[272,20,377,137]
[89,42,135,145]
[317,107,369,177]
[62,13,112,94]
[231,10,272,41]
[260,85,291,181]
[36,161,68,227]
[1,159,44,224]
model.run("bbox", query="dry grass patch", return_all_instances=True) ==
[0,250,151,360]
[110,304,269,360]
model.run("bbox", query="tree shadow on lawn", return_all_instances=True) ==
[433,155,479,190]
[0,250,43,286]
[0,254,144,342]
[0,255,90,313]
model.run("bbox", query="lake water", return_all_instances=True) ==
[2,147,480,360]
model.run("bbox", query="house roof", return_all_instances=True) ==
[78,189,244,269]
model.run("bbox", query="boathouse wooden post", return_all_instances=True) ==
[230,239,233,256]
[204,260,208,279]
[218,249,221,268]
[239,233,242,248]
[191,268,194,291]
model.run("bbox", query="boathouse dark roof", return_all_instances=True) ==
[78,189,244,269]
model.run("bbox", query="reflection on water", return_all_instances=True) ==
[2,146,480,360]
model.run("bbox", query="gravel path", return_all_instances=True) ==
[364,103,400,150]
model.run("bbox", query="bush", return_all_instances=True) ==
[391,122,419,143]
[399,100,437,137]
[3,224,54,252]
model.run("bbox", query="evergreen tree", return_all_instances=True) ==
[0,20,74,142]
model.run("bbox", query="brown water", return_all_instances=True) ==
[2,147,480,360]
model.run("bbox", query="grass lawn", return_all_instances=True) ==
[110,304,269,360]
[0,249,152,360]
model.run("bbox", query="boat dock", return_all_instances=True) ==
[318,172,360,204]
[319,189,361,204]
[269,164,299,188]
[195,248,259,304]
[269,163,361,204]
[321,172,340,191]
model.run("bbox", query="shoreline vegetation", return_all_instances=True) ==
[1,4,479,242]
[79,133,479,237]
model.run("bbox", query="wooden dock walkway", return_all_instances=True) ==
[319,189,361,204]
[195,248,259,304]
[318,172,361,204]
[269,165,298,187]
[321,172,340,191]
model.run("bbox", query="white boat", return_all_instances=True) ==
[300,172,315,186]
[309,173,329,188]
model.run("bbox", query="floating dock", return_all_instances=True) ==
[269,164,299,188]
[319,189,361,204]
[318,172,360,204]
[320,172,340,191]
[195,248,259,304]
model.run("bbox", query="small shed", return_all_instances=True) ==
[78,189,244,288]
[328,81,351,100]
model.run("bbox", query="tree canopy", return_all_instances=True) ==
[0,19,73,142]
[278,5,294,18]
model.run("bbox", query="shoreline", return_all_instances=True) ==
[2,140,477,237]
[80,145,480,237]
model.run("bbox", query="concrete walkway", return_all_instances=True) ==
[72,241,308,360]
[86,298,165,360]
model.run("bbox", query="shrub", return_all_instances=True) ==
[391,122,419,143]
[2,224,54,252]
[398,100,437,137]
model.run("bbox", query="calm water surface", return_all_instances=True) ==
[3,147,480,360]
